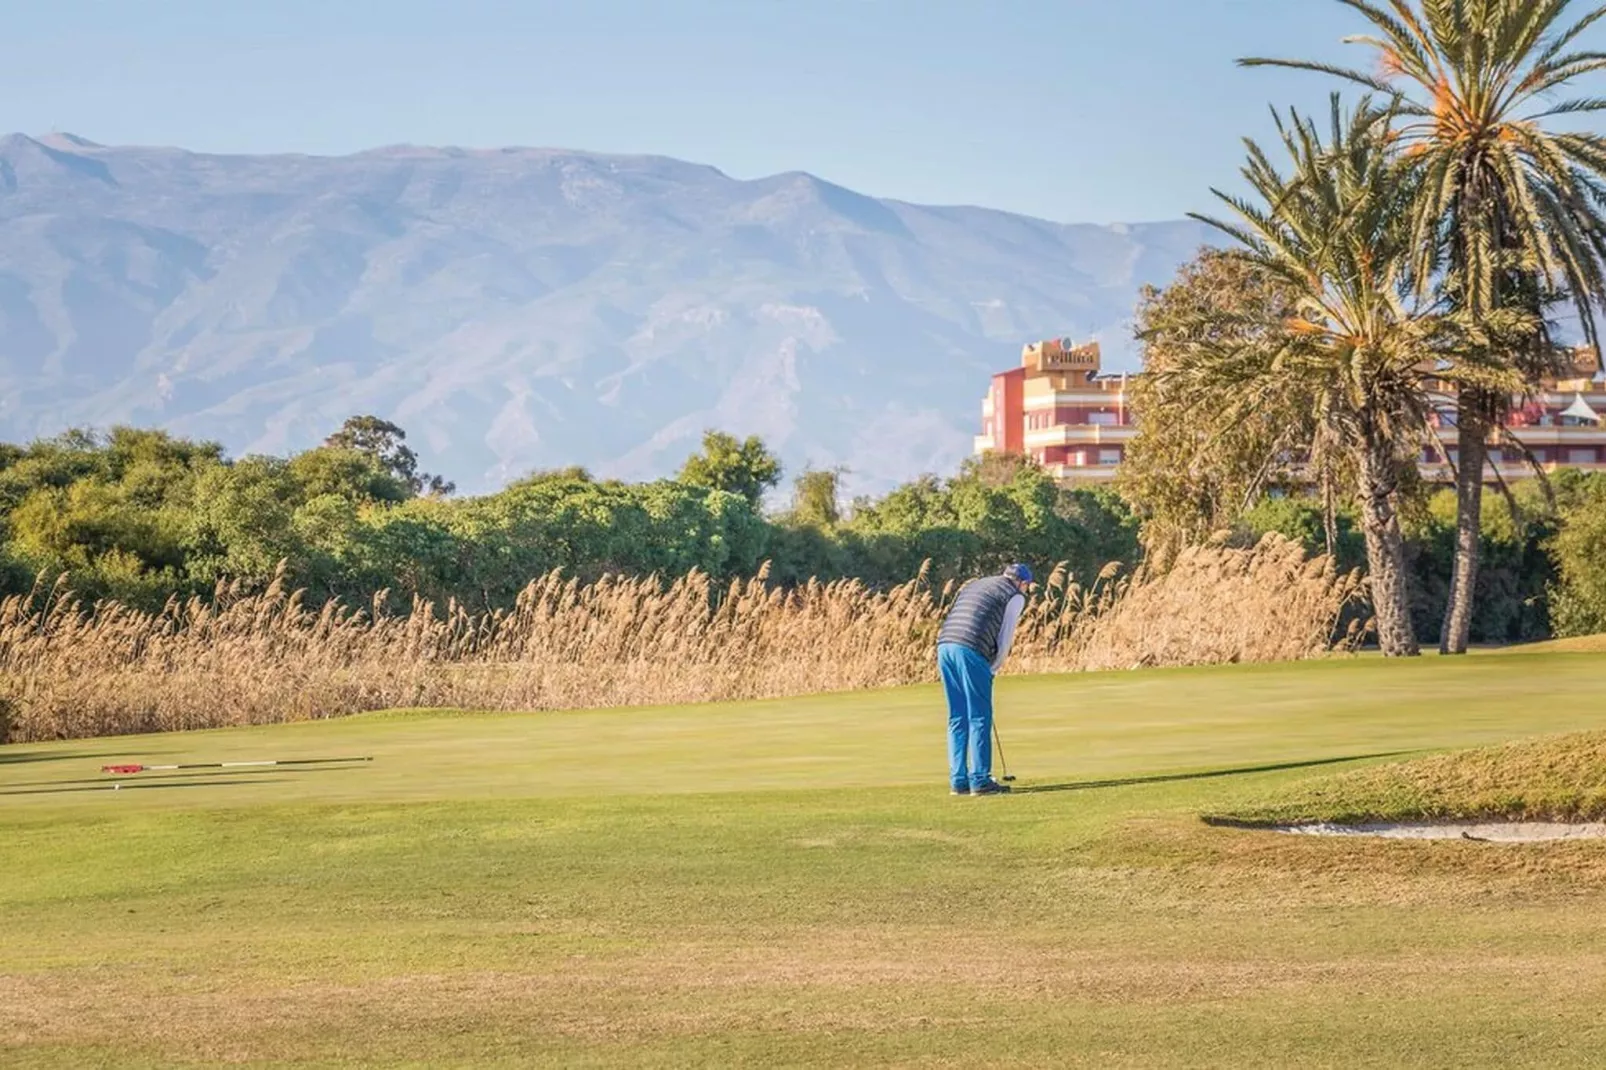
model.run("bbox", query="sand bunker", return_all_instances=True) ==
[1271,821,1606,842]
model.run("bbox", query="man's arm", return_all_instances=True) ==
[991,594,1025,675]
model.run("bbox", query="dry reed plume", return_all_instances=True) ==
[0,533,1363,743]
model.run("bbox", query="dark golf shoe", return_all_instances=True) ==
[969,780,1012,796]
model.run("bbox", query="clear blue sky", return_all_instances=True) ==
[0,0,1559,223]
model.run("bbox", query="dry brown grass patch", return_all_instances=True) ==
[10,937,1606,1058]
[0,534,1361,742]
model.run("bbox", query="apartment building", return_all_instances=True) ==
[974,337,1606,483]
[973,339,1133,482]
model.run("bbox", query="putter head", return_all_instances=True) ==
[1002,775,1016,782]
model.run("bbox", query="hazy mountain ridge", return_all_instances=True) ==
[0,132,1211,494]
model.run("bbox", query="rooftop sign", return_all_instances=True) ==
[1023,338,1101,374]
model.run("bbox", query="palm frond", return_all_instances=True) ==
[1522,96,1606,119]
[1237,56,1400,95]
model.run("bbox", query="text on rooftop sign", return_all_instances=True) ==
[1028,338,1101,371]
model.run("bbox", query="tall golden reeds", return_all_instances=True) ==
[0,534,1363,742]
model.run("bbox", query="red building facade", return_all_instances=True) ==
[975,338,1606,484]
[973,339,1132,482]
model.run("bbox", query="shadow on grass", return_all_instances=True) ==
[0,778,290,796]
[1013,751,1418,795]
[0,749,167,767]
[3,766,366,790]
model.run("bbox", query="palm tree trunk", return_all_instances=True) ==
[1357,445,1419,657]
[1321,472,1338,560]
[1440,389,1490,654]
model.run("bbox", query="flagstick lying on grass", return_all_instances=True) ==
[101,757,373,775]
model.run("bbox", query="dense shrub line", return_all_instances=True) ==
[0,426,1139,610]
[2,424,1604,650]
[1235,469,1606,645]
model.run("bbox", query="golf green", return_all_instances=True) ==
[4,652,1605,1067]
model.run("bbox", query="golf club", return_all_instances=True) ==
[992,721,1015,782]
[101,756,373,774]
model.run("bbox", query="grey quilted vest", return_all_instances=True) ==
[937,576,1019,661]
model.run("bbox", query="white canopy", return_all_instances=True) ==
[1561,393,1602,424]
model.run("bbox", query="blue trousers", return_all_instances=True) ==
[938,643,994,791]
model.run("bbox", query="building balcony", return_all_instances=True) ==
[1460,425,1606,445]
[1238,457,1606,490]
[1529,385,1606,402]
[1421,423,1606,445]
[1044,462,1121,482]
[1023,425,1137,447]
[1022,388,1133,407]
[1417,458,1606,478]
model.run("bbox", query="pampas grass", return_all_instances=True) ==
[0,534,1363,742]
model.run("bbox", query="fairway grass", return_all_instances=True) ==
[1209,729,1606,827]
[4,653,1606,1067]
[1497,632,1606,655]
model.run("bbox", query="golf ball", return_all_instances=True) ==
[113,784,120,791]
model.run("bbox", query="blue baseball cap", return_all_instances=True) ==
[1003,563,1034,585]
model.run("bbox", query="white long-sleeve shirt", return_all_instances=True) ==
[991,593,1025,675]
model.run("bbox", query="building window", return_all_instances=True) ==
[1088,411,1118,426]
[1098,448,1121,465]
[1567,448,1597,465]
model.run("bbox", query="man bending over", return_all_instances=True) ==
[936,563,1032,797]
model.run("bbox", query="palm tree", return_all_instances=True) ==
[1243,0,1606,653]
[1164,99,1464,656]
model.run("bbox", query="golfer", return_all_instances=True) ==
[937,563,1032,796]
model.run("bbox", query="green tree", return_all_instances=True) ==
[0,428,220,515]
[1174,99,1459,656]
[0,421,1144,613]
[8,481,176,577]
[836,460,1135,589]
[789,467,844,527]
[288,446,413,505]
[324,416,454,497]
[1122,249,1313,559]
[1547,473,1606,636]
[0,428,224,604]
[1243,1,1606,654]
[960,451,1039,489]
[1240,496,1368,575]
[182,458,306,588]
[1405,483,1560,643]
[515,466,594,485]
[676,431,782,507]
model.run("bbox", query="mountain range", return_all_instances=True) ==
[0,132,1212,495]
